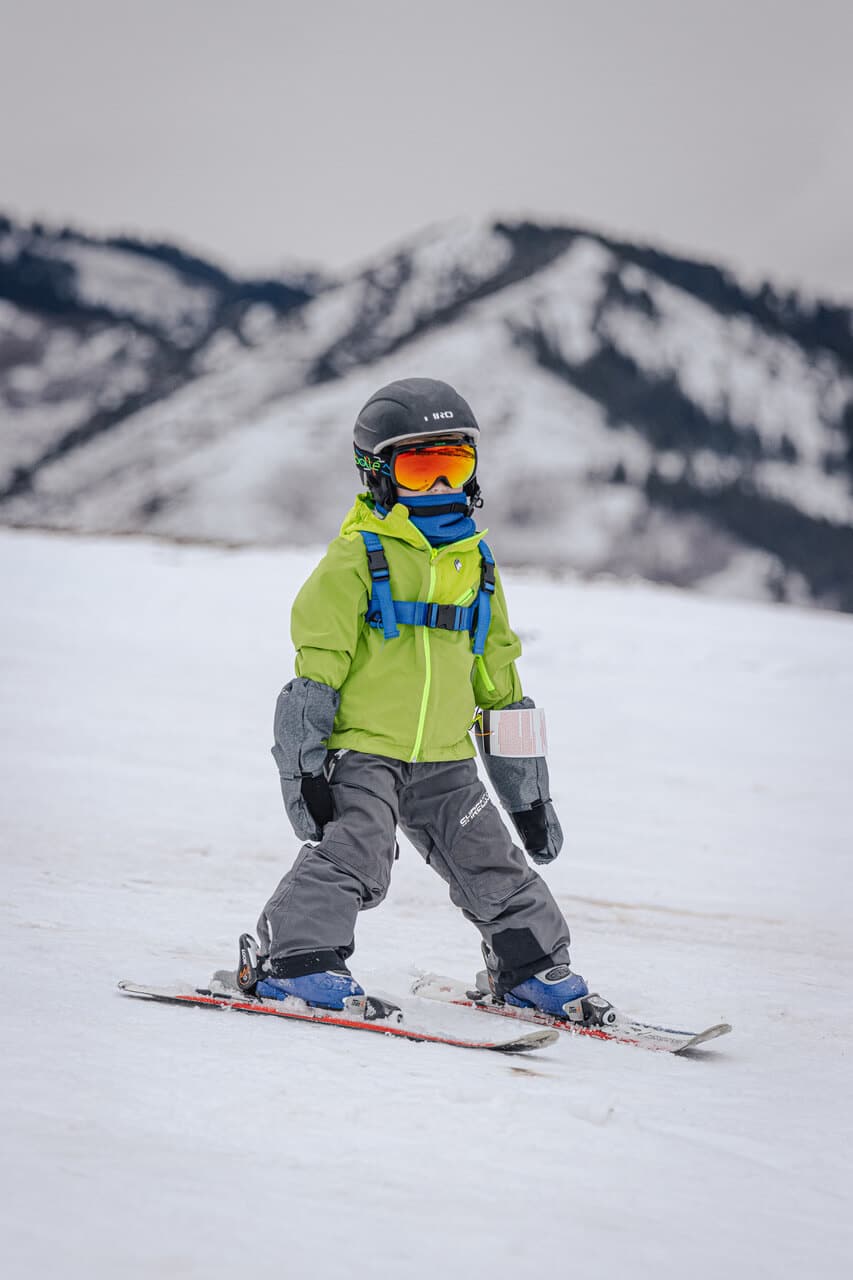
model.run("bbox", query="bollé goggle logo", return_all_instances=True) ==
[354,447,391,474]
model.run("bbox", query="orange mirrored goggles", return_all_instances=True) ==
[391,441,477,492]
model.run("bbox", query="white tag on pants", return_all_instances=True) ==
[477,707,548,757]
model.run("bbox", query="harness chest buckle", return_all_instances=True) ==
[429,603,459,631]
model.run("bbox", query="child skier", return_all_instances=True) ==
[254,377,587,1017]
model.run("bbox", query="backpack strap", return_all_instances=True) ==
[359,530,399,640]
[471,539,495,656]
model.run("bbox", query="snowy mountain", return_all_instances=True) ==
[2,213,852,609]
[3,528,852,1278]
[0,214,319,492]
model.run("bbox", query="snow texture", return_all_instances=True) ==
[1,529,852,1279]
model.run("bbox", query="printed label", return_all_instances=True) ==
[478,708,548,757]
[460,792,490,826]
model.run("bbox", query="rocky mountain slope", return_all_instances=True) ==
[2,213,851,609]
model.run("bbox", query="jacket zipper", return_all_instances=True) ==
[410,552,437,761]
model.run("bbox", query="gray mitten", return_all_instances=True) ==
[271,677,340,841]
[477,697,564,865]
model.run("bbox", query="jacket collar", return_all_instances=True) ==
[341,493,487,554]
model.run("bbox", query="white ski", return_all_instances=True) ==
[411,974,732,1054]
[117,980,559,1054]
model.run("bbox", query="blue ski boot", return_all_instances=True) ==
[504,963,589,1019]
[256,969,365,1010]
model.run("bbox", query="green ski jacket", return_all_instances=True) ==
[291,494,524,762]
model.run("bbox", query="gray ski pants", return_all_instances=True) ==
[258,750,572,992]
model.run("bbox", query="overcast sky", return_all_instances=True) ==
[2,0,851,299]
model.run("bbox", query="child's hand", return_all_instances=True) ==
[270,677,340,842]
[476,698,563,864]
[300,772,334,831]
[277,774,327,842]
[510,800,563,865]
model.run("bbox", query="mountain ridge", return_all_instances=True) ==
[1,212,851,609]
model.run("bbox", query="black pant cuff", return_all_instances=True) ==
[268,949,350,979]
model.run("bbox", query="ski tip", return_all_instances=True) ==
[674,1022,733,1053]
[495,1027,560,1053]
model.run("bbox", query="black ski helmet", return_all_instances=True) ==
[353,377,482,510]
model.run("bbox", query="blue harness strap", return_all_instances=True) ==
[392,600,477,631]
[359,531,399,639]
[472,539,495,656]
[359,530,495,651]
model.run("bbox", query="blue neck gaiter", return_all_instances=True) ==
[379,493,477,546]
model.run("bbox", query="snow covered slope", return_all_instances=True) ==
[2,529,851,1279]
[3,216,852,611]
